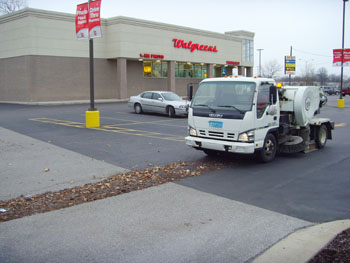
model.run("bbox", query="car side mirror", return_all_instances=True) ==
[158,98,163,101]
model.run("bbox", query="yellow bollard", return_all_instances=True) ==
[86,110,100,128]
[337,99,345,108]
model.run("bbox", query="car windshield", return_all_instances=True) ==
[192,81,256,112]
[161,92,182,101]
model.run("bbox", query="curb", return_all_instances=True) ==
[252,219,350,263]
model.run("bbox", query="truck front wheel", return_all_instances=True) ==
[259,133,277,163]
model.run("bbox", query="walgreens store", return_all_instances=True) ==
[0,8,254,103]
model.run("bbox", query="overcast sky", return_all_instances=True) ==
[27,0,350,77]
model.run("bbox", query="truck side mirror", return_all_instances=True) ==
[187,84,193,101]
[269,85,277,104]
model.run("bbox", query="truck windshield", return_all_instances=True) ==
[192,81,256,113]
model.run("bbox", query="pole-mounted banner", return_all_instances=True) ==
[333,49,350,67]
[75,0,102,40]
[88,0,102,38]
[75,2,89,39]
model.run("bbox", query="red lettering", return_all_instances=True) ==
[144,54,150,58]
[172,38,218,53]
[172,38,178,47]
[187,41,192,49]
[190,43,197,52]
[226,61,240,65]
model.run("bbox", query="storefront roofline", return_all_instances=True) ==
[0,8,253,42]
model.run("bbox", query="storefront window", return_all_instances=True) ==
[243,39,254,63]
[143,62,152,77]
[176,63,206,78]
[175,62,192,78]
[143,61,168,78]
[193,64,207,78]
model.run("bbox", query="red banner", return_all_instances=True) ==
[88,0,102,38]
[75,2,89,39]
[333,49,350,67]
[75,1,102,39]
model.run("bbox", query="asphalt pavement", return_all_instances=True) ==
[1,95,350,263]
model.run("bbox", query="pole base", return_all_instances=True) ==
[86,110,100,128]
[337,99,345,108]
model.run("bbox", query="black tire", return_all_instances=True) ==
[168,106,175,118]
[134,103,143,114]
[316,124,327,149]
[259,133,277,163]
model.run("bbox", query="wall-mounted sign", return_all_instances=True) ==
[285,56,296,75]
[140,53,164,59]
[172,38,218,53]
[75,0,102,40]
[333,49,350,67]
[226,61,240,65]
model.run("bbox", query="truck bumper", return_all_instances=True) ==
[185,136,255,154]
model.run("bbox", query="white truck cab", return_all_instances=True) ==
[185,76,333,162]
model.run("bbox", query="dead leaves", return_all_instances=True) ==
[0,159,233,222]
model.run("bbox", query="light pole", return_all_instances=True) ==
[338,0,348,108]
[257,48,264,77]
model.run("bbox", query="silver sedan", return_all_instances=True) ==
[128,91,189,117]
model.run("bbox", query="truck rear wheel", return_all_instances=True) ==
[316,124,327,149]
[259,133,277,163]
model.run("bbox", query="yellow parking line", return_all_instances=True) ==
[101,116,187,128]
[335,123,347,127]
[29,118,185,142]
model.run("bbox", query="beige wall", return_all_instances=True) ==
[0,8,254,103]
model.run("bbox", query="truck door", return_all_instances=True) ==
[254,84,279,147]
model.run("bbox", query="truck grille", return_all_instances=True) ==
[198,129,236,140]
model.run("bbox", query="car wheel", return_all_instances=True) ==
[134,103,143,114]
[259,133,277,163]
[316,124,327,149]
[168,106,175,118]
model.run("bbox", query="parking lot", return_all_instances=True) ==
[0,102,203,169]
[1,95,350,263]
[1,95,350,223]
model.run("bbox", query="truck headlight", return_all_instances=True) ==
[189,127,197,136]
[238,130,255,143]
[179,105,186,109]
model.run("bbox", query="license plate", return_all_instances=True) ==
[209,121,223,129]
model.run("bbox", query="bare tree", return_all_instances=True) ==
[316,67,328,86]
[0,0,26,14]
[261,59,282,78]
[300,61,315,85]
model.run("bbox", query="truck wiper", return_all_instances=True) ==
[217,105,245,114]
[193,104,216,113]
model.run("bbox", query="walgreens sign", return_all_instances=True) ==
[172,38,218,53]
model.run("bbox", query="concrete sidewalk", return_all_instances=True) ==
[0,127,127,200]
[0,127,347,263]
